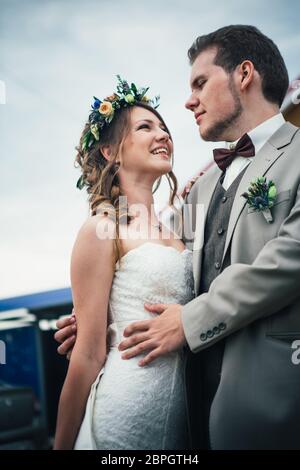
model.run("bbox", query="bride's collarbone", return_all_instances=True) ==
[118,222,185,256]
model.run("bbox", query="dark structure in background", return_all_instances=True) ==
[0,288,71,449]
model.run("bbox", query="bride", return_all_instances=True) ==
[53,77,194,450]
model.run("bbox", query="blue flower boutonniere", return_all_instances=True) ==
[241,176,277,223]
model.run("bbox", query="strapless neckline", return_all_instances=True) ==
[118,242,190,264]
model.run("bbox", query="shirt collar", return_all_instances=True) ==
[226,112,286,154]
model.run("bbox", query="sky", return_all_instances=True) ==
[1,0,299,298]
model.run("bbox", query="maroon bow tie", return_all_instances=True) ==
[213,133,255,172]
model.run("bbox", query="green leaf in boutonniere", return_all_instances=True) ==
[241,176,277,223]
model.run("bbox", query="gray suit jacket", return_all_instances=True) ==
[181,121,300,449]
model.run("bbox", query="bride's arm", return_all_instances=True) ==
[53,215,115,450]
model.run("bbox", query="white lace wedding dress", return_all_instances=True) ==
[74,242,194,450]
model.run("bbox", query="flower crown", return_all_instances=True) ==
[81,75,160,152]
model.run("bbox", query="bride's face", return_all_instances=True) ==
[119,107,173,179]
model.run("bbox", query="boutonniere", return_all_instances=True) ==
[241,176,277,223]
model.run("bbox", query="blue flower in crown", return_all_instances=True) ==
[92,98,101,110]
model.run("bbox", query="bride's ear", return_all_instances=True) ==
[100,145,113,162]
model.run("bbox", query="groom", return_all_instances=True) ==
[56,25,300,449]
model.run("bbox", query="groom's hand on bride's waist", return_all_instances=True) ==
[118,303,187,366]
[54,311,77,360]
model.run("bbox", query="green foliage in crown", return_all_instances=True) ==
[81,75,160,152]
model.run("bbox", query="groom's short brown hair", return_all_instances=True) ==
[188,25,289,107]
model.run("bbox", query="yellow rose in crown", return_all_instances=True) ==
[99,101,114,117]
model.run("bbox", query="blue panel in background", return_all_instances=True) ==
[0,288,72,312]
[0,323,44,402]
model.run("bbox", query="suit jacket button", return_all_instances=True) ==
[200,333,207,341]
[215,262,221,269]
[207,329,213,338]
[222,196,227,203]
[213,326,220,335]
[219,322,226,330]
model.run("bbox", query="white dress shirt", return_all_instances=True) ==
[222,113,286,190]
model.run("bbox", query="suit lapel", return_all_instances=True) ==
[221,122,299,265]
[192,166,221,293]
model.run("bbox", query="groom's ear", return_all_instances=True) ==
[237,60,255,91]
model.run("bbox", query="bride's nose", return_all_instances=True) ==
[156,128,170,142]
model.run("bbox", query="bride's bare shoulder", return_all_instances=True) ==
[73,213,116,260]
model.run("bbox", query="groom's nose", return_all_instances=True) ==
[185,93,199,111]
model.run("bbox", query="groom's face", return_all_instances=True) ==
[185,47,243,142]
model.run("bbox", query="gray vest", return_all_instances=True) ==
[200,166,247,294]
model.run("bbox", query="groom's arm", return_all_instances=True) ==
[182,183,300,353]
[119,183,300,365]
